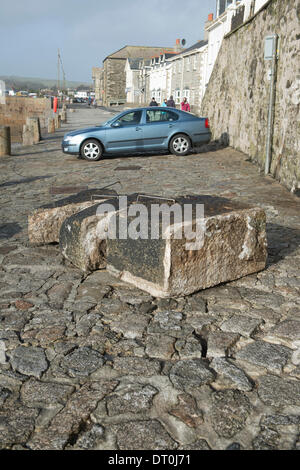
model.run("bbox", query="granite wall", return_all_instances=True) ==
[0,97,52,142]
[201,0,300,193]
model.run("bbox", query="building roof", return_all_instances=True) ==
[104,45,175,62]
[181,40,208,54]
[127,58,144,70]
[167,40,208,61]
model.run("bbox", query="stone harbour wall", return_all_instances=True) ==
[201,0,300,193]
[0,96,52,142]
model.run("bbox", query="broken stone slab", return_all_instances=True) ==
[59,203,107,272]
[28,188,117,245]
[58,193,267,296]
[105,194,267,298]
[58,193,136,272]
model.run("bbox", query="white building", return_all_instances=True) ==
[204,0,270,88]
[148,53,177,104]
[125,58,147,104]
[167,41,208,112]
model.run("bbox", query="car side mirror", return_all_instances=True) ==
[111,121,121,128]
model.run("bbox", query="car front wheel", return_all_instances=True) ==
[81,139,103,161]
[169,134,191,156]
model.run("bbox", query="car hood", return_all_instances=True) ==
[65,126,104,137]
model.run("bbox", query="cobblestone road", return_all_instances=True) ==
[0,106,299,450]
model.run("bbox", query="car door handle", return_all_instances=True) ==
[136,127,142,131]
[169,124,174,128]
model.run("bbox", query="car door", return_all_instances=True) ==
[143,109,180,150]
[105,110,143,153]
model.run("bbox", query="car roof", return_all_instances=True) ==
[130,107,180,111]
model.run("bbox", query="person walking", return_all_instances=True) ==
[161,99,168,107]
[181,97,191,112]
[149,97,158,106]
[166,95,176,108]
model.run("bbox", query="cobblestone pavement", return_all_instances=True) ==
[0,107,299,450]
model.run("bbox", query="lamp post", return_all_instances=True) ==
[264,34,279,175]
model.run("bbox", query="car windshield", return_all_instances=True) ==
[101,118,115,126]
[102,110,143,127]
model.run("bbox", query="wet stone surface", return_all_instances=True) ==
[0,107,299,449]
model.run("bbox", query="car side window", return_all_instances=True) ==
[118,111,142,126]
[146,110,179,123]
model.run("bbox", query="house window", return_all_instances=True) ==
[175,89,181,104]
[186,57,191,72]
[178,60,182,72]
[193,55,198,70]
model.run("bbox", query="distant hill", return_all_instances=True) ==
[0,75,92,91]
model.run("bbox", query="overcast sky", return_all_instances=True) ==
[0,0,216,83]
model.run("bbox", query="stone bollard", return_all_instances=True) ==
[54,114,61,129]
[26,117,41,144]
[0,126,11,156]
[22,124,33,146]
[48,118,55,133]
[61,110,67,123]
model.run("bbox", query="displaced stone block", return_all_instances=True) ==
[59,203,107,272]
[28,189,117,245]
[59,193,134,272]
[106,195,267,298]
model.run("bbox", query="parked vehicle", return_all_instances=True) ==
[73,97,84,103]
[61,107,211,161]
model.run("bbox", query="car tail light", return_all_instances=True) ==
[205,118,210,129]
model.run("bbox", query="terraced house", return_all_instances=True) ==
[168,40,208,114]
[123,38,209,113]
[101,45,175,107]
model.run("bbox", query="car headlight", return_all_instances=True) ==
[63,135,81,144]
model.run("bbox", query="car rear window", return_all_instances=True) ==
[146,110,179,123]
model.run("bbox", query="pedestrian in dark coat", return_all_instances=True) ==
[149,97,158,106]
[166,95,176,108]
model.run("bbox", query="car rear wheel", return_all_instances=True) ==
[81,139,103,161]
[169,134,191,156]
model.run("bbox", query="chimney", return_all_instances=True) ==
[204,13,214,41]
[174,38,182,52]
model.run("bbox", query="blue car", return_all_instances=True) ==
[62,107,211,161]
